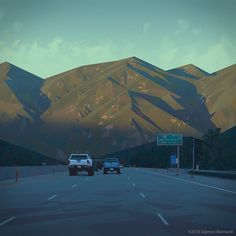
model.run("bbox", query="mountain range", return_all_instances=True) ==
[0,57,235,159]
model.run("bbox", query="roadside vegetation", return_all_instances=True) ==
[0,139,60,166]
[100,127,236,171]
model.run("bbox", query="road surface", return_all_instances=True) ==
[0,168,235,236]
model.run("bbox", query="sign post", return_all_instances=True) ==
[192,138,195,169]
[157,133,183,176]
[177,145,180,175]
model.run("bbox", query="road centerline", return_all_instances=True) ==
[0,217,16,226]
[48,194,58,200]
[157,213,169,226]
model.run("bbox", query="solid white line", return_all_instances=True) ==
[140,192,146,198]
[48,194,58,200]
[157,213,169,226]
[0,217,16,226]
[132,183,136,187]
[142,170,236,194]
[72,184,77,188]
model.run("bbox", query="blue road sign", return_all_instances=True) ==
[170,155,177,165]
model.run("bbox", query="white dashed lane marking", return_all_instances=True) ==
[0,217,16,226]
[157,213,169,226]
[72,184,77,188]
[48,194,58,200]
[140,192,146,198]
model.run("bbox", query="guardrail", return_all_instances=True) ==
[0,165,67,181]
[187,169,236,179]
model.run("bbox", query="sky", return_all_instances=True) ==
[0,0,235,78]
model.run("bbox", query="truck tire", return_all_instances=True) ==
[117,169,121,174]
[69,168,76,176]
[88,167,94,176]
[103,169,107,174]
[69,169,73,176]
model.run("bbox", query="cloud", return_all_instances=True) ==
[178,19,189,31]
[13,40,21,47]
[192,38,236,72]
[158,36,236,73]
[175,19,189,35]
[143,23,151,33]
[192,28,202,36]
[12,22,23,32]
[1,34,234,78]
[154,36,179,66]
[153,35,236,73]
[1,22,24,39]
[0,37,135,78]
[0,10,4,20]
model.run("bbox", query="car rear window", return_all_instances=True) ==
[105,158,118,162]
[70,154,88,160]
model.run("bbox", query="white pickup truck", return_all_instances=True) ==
[68,153,94,176]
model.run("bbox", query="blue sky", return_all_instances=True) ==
[0,0,235,78]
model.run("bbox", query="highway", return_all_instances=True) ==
[0,167,236,236]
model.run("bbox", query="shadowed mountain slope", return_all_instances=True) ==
[195,64,236,131]
[0,58,235,158]
[0,62,50,118]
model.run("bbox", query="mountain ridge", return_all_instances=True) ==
[0,57,235,158]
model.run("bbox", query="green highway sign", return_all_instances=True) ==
[157,133,183,146]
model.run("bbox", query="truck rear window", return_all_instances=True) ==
[70,154,88,160]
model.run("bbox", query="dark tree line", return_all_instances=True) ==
[0,139,60,166]
[101,127,236,171]
[198,127,236,170]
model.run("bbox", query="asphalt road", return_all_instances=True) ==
[0,167,235,236]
